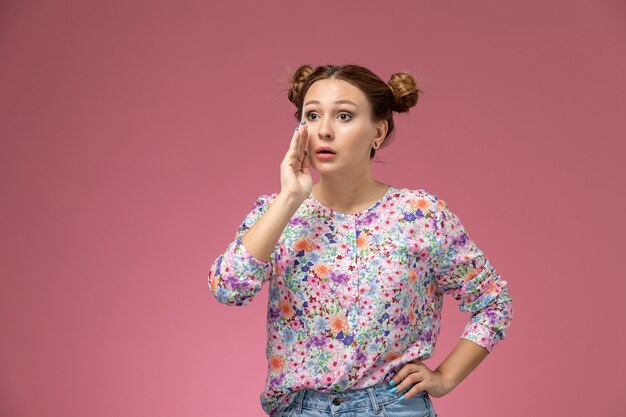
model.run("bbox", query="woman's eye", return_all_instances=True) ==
[338,113,352,121]
[306,112,319,121]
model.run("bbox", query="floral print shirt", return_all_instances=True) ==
[208,186,513,416]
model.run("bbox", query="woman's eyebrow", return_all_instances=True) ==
[334,100,358,107]
[303,99,358,107]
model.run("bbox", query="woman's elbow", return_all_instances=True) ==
[208,270,260,306]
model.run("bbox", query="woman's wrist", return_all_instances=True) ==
[432,368,459,395]
[276,190,308,212]
[433,339,488,395]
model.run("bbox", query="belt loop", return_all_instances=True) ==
[296,389,305,414]
[367,386,381,414]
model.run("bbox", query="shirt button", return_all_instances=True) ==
[332,398,342,406]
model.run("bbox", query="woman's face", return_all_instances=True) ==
[302,79,387,177]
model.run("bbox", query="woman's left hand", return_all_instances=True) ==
[388,359,453,399]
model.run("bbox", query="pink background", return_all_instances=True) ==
[1,1,625,416]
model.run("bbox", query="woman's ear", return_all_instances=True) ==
[373,120,388,147]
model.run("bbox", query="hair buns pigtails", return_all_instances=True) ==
[288,65,315,106]
[388,72,421,113]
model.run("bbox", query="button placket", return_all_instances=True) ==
[353,214,363,317]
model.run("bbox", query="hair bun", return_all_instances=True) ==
[288,65,315,106]
[388,72,421,113]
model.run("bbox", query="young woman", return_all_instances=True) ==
[208,64,513,417]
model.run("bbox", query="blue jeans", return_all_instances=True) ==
[273,382,436,417]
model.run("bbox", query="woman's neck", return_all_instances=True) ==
[312,175,389,214]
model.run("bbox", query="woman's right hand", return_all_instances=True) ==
[279,123,312,204]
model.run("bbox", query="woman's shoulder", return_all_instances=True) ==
[390,186,445,212]
[250,192,280,207]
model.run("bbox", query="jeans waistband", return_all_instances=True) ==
[291,381,427,414]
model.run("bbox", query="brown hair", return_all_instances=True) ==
[288,64,421,158]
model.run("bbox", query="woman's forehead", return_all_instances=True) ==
[304,79,369,108]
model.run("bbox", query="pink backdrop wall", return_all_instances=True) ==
[1,1,625,416]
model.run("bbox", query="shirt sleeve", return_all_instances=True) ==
[432,198,513,352]
[208,195,276,306]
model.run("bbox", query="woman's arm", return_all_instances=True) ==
[432,338,488,393]
[208,124,311,305]
[389,198,513,399]
[241,123,311,262]
[432,198,513,353]
[240,192,302,262]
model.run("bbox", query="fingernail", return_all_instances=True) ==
[398,395,405,402]
[388,380,395,386]
[295,126,300,132]
[300,120,306,125]
[388,387,398,393]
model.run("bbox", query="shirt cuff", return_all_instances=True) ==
[461,321,500,353]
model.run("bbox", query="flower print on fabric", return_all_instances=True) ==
[208,187,513,416]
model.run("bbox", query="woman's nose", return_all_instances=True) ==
[318,119,333,140]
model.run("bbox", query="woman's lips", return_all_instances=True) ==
[315,152,336,160]
[315,146,336,160]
